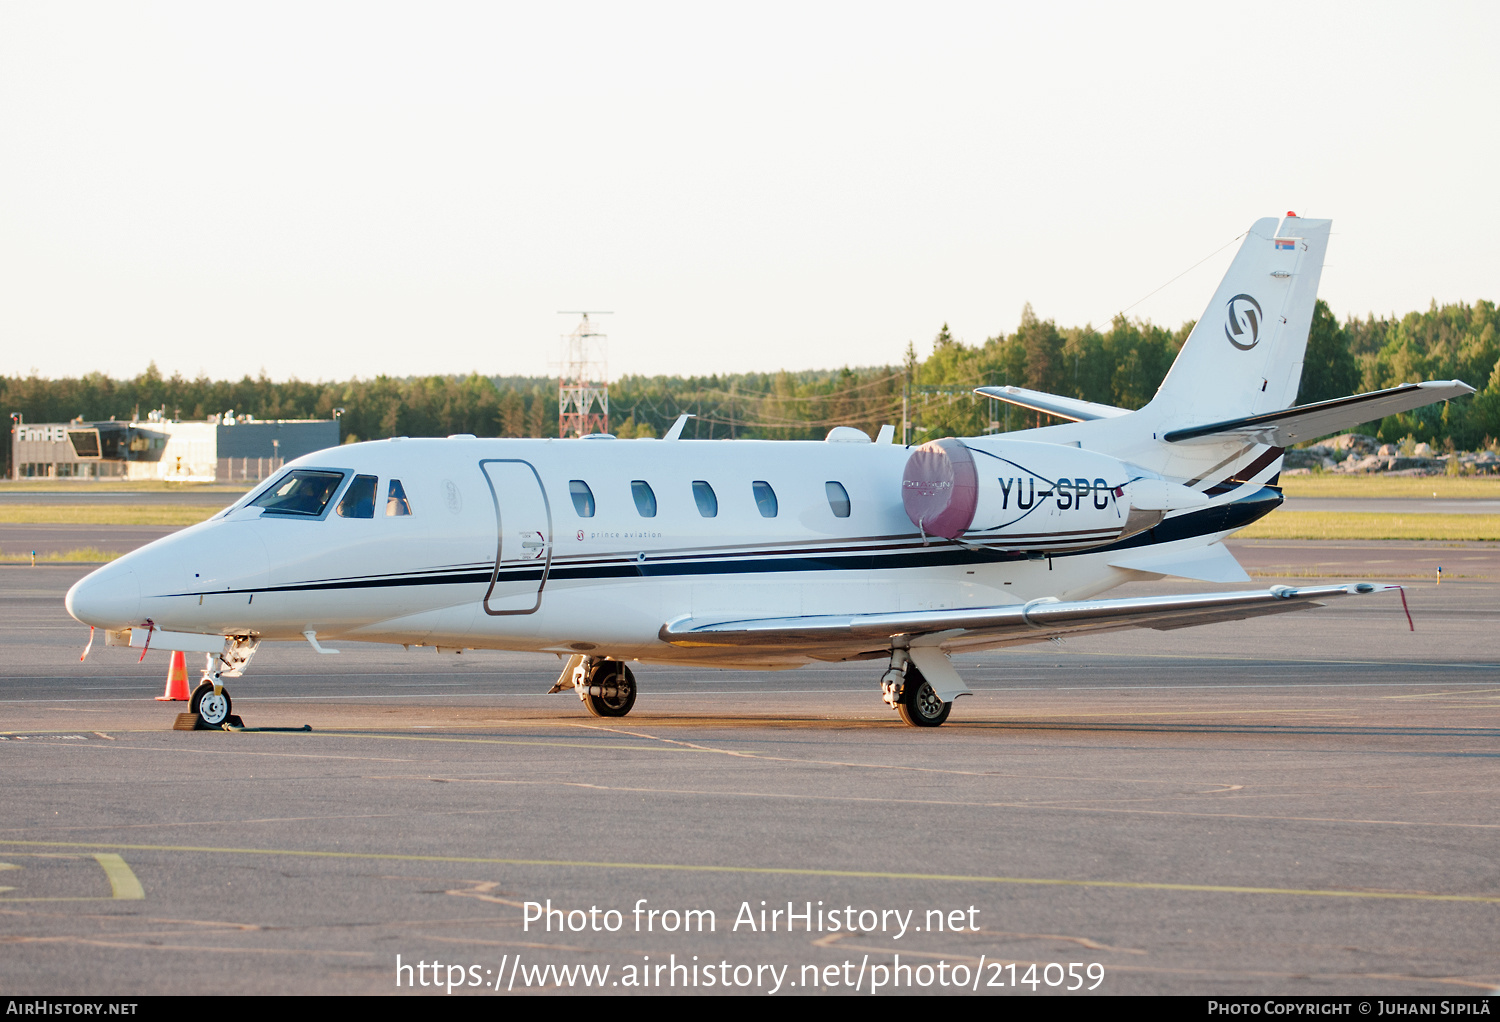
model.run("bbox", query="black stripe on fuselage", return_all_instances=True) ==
[162,488,1282,598]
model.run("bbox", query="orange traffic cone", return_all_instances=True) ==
[155,650,191,701]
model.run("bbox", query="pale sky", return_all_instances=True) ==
[2,2,1496,384]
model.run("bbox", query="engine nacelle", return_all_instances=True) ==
[901,438,1203,553]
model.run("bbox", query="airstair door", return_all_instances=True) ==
[480,460,553,615]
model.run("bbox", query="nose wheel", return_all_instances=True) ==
[189,682,233,727]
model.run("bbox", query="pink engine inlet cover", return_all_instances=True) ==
[901,438,979,539]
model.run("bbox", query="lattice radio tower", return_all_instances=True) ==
[556,311,611,438]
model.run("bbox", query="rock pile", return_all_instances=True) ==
[1282,435,1500,476]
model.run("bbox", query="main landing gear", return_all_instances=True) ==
[549,654,637,718]
[880,649,952,727]
[546,650,955,726]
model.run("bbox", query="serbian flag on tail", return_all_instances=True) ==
[1274,237,1296,251]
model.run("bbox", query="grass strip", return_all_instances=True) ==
[1279,476,1500,499]
[1237,512,1500,541]
[0,481,249,493]
[0,547,123,563]
[0,505,213,526]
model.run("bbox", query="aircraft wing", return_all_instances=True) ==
[1162,381,1474,446]
[972,385,1131,422]
[659,583,1397,657]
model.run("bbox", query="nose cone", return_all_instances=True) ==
[66,563,142,629]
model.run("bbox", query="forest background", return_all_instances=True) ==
[4,298,1498,478]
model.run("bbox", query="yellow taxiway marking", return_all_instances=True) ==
[4,728,685,755]
[307,732,688,753]
[0,852,143,902]
[561,721,1499,786]
[379,775,1500,832]
[13,724,1494,791]
[0,839,1495,905]
[94,853,144,900]
[1381,687,1500,701]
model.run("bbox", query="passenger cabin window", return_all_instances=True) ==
[825,481,851,518]
[569,480,595,517]
[631,480,657,518]
[336,474,378,518]
[252,470,345,517]
[692,480,718,518]
[752,480,778,518]
[387,479,412,516]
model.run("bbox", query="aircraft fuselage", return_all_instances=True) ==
[66,433,1253,668]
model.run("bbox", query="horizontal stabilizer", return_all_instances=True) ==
[972,385,1130,423]
[659,583,1394,655]
[1107,542,1250,583]
[1163,381,1475,446]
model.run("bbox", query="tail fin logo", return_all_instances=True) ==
[1224,293,1263,350]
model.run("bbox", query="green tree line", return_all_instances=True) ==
[5,298,1497,476]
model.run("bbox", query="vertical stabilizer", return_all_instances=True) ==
[1146,214,1330,429]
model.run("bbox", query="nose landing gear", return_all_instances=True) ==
[186,637,258,729]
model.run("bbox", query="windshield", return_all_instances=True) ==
[250,470,346,517]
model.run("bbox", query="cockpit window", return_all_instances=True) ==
[336,475,378,518]
[387,479,412,517]
[631,480,657,518]
[251,470,345,517]
[569,480,595,517]
[752,480,778,518]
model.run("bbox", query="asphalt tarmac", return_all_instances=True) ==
[1231,539,1500,580]
[2,556,1497,997]
[0,524,181,558]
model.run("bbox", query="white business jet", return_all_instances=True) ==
[66,214,1473,727]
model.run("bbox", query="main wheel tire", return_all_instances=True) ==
[190,682,233,727]
[581,661,636,718]
[896,666,950,727]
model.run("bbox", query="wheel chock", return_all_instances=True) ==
[155,651,191,702]
[172,712,228,731]
[172,713,311,733]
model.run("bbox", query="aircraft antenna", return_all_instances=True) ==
[555,311,612,438]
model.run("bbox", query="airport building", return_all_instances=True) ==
[8,413,340,482]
